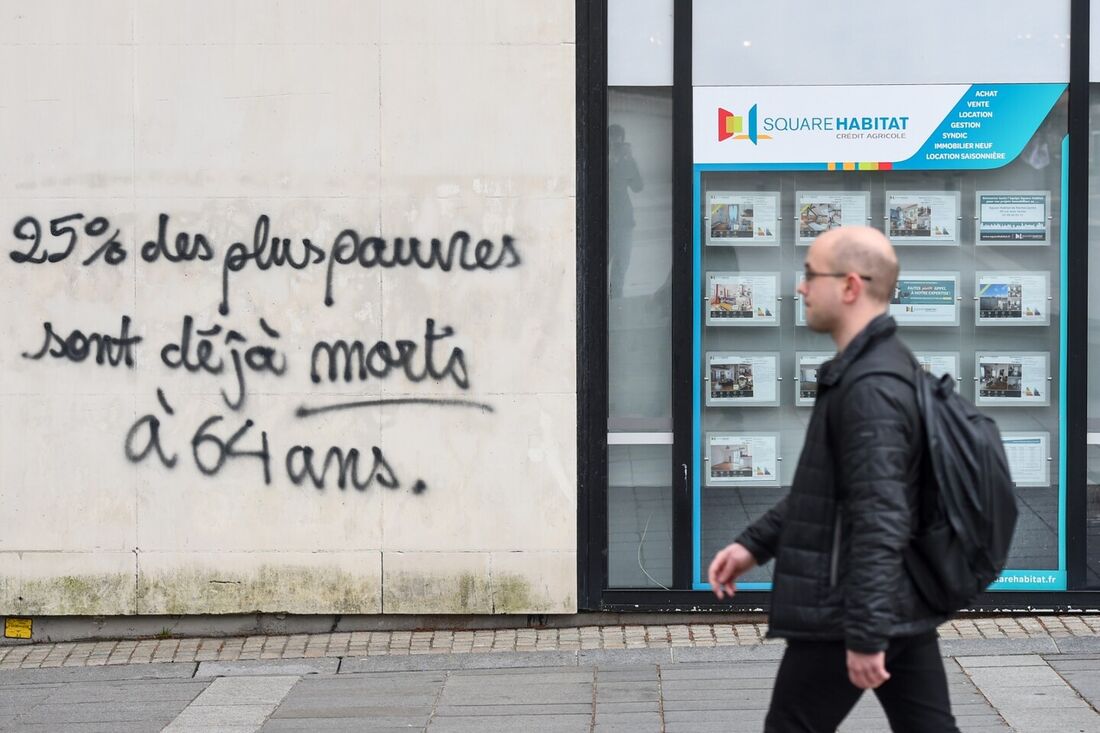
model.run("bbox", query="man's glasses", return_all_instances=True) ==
[803,265,872,282]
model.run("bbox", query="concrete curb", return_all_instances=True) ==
[196,658,340,677]
[0,662,198,684]
[940,637,1060,657]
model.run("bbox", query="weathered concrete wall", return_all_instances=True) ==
[0,1,576,615]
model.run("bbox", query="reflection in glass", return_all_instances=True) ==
[608,88,672,430]
[608,445,673,588]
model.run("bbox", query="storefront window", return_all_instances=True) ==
[607,87,673,587]
[1084,82,1100,589]
[692,86,1069,592]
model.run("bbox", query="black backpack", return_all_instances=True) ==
[904,370,1019,614]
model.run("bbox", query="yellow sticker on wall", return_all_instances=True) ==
[4,618,32,639]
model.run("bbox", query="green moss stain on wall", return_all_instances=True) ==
[136,565,381,615]
[384,572,494,614]
[1,573,136,615]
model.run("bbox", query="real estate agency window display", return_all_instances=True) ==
[691,85,1069,592]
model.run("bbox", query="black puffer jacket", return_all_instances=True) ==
[736,314,948,652]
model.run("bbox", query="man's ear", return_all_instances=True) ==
[842,273,862,304]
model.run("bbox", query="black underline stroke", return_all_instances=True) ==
[295,397,495,418]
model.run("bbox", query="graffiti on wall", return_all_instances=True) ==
[11,211,521,496]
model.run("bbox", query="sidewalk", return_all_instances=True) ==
[0,616,1097,732]
[2,615,1098,669]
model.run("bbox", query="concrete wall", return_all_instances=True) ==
[0,1,577,615]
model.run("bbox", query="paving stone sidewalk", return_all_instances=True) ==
[1,615,1098,670]
[1,644,1100,731]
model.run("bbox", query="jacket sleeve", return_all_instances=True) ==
[734,495,788,566]
[837,374,917,653]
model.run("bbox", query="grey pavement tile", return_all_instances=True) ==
[7,723,167,733]
[670,644,785,664]
[594,668,659,682]
[18,700,187,724]
[0,663,197,685]
[660,676,775,692]
[663,708,769,723]
[294,670,446,688]
[447,670,592,684]
[662,691,772,711]
[33,680,209,705]
[657,662,779,680]
[954,654,1049,668]
[939,637,1059,657]
[584,663,655,673]
[192,675,299,706]
[1044,653,1100,661]
[342,652,579,674]
[441,689,593,706]
[264,721,424,733]
[576,649,672,667]
[963,666,1068,687]
[197,659,337,677]
[1053,636,1100,655]
[163,727,256,733]
[992,708,1100,731]
[1046,658,1100,671]
[434,704,591,716]
[274,708,432,725]
[279,691,440,708]
[592,711,662,726]
[1052,671,1100,705]
[595,680,659,692]
[594,688,660,704]
[162,703,275,729]
[593,726,661,733]
[425,715,592,733]
[595,700,659,714]
[949,715,1012,728]
[664,710,768,731]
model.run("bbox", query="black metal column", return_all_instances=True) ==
[670,0,695,589]
[576,0,610,610]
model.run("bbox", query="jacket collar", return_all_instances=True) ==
[817,313,896,387]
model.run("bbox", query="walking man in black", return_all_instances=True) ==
[708,226,959,732]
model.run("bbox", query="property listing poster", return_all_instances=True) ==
[977,192,1050,244]
[890,273,959,326]
[886,192,958,243]
[975,272,1049,326]
[706,272,779,326]
[796,191,869,244]
[1001,433,1051,487]
[706,192,779,245]
[706,433,780,486]
[795,353,832,406]
[914,352,960,382]
[706,352,779,406]
[975,353,1050,406]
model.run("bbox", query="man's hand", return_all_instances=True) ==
[846,650,890,690]
[707,542,757,600]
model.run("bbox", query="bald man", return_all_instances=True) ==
[708,227,960,732]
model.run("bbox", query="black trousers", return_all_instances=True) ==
[763,632,960,733]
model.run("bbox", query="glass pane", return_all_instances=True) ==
[693,88,1068,591]
[607,0,673,87]
[608,87,672,430]
[692,0,1069,87]
[1086,445,1100,588]
[608,445,673,588]
[1085,82,1100,589]
[606,87,673,590]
